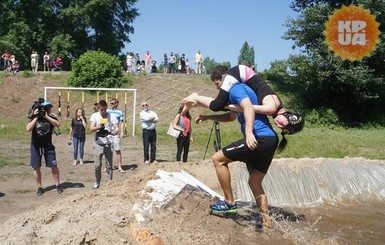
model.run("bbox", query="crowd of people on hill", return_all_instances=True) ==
[125,49,206,75]
[1,49,63,74]
[2,48,207,75]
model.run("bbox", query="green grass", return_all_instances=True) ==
[0,117,30,141]
[0,156,25,168]
[1,73,385,165]
[155,122,385,160]
[14,189,34,194]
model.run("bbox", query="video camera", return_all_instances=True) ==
[27,98,46,119]
[96,118,109,137]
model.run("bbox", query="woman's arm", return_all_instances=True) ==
[195,112,236,124]
[181,89,230,113]
[172,113,184,131]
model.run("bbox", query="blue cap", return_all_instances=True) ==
[41,101,53,108]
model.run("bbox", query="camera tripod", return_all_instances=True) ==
[203,121,221,160]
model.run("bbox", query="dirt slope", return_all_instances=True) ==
[0,73,256,245]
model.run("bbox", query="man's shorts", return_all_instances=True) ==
[111,135,121,151]
[222,136,278,174]
[30,143,57,169]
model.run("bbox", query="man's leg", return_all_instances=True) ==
[105,145,113,181]
[33,167,42,188]
[142,130,150,163]
[51,166,60,186]
[212,150,234,203]
[93,142,103,187]
[150,131,157,162]
[116,150,124,171]
[249,169,271,228]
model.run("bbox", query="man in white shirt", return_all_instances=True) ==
[194,50,203,74]
[89,100,119,189]
[139,101,159,164]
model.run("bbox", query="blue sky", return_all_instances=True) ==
[124,0,299,72]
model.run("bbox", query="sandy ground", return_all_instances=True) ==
[0,133,264,245]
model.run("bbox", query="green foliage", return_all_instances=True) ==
[203,57,230,74]
[22,70,33,78]
[69,51,129,88]
[283,1,385,125]
[0,0,139,70]
[48,34,76,70]
[237,41,255,67]
[305,108,340,127]
[263,60,290,84]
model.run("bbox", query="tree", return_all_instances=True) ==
[237,41,255,67]
[0,0,139,70]
[203,57,231,75]
[69,51,128,88]
[283,0,385,125]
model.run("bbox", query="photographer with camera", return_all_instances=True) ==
[26,100,63,196]
[89,100,119,190]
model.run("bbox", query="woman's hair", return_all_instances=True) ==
[277,131,288,153]
[210,65,229,82]
[73,108,86,122]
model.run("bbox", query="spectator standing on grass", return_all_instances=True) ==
[26,100,63,196]
[126,52,134,73]
[89,100,119,190]
[107,98,126,173]
[195,50,203,74]
[172,105,193,162]
[180,54,186,73]
[10,55,15,67]
[163,53,168,73]
[139,101,159,164]
[69,108,87,166]
[144,50,152,73]
[31,50,39,71]
[186,58,190,74]
[168,52,176,73]
[43,52,50,72]
[135,53,141,72]
[2,49,10,71]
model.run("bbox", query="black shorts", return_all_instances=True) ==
[222,136,278,174]
[30,143,57,169]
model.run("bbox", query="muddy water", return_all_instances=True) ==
[234,158,385,244]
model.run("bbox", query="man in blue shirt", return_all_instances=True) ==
[108,98,125,173]
[195,74,278,229]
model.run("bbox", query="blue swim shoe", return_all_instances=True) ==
[210,200,238,213]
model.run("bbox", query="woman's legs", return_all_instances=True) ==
[79,137,85,161]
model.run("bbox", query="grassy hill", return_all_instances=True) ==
[1,72,385,160]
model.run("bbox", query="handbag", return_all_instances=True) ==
[167,123,180,138]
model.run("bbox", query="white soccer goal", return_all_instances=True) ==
[44,86,137,136]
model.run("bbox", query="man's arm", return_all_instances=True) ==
[89,119,99,133]
[26,114,38,131]
[44,114,60,128]
[239,98,258,150]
